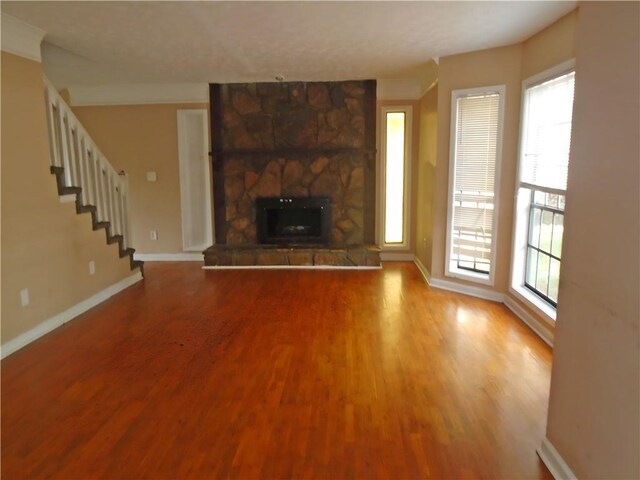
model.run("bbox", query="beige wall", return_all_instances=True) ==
[72,103,210,253]
[376,99,421,252]
[546,2,640,478]
[415,84,437,272]
[522,10,578,79]
[1,52,134,345]
[421,11,577,333]
[431,44,523,292]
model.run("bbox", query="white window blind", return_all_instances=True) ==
[521,72,575,192]
[447,88,503,280]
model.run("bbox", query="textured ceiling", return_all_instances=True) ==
[1,1,577,88]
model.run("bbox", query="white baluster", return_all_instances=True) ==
[75,133,89,206]
[93,152,104,221]
[56,106,73,187]
[120,174,131,249]
[105,170,115,235]
[113,182,122,236]
[66,118,80,187]
[85,145,95,207]
[44,88,60,168]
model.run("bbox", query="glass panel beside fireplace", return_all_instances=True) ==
[256,197,332,245]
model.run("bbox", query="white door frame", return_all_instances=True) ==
[177,109,213,251]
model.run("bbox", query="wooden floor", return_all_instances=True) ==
[2,262,553,479]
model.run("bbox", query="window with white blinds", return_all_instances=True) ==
[446,86,505,284]
[511,67,575,312]
[521,72,575,192]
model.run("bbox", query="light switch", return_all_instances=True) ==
[146,171,157,182]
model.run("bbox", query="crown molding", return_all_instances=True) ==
[67,83,210,106]
[376,78,422,100]
[0,13,45,62]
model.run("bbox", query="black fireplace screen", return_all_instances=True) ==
[256,197,331,245]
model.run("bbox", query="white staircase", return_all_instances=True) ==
[43,79,142,273]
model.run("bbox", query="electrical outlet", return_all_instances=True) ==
[146,171,157,182]
[150,230,158,240]
[89,260,96,275]
[20,288,29,307]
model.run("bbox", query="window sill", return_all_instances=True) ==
[446,267,494,286]
[509,285,557,323]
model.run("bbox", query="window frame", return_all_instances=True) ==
[379,105,413,250]
[445,85,506,286]
[509,59,576,322]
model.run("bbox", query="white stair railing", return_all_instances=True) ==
[43,79,132,250]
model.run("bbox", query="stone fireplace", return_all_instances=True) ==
[204,80,380,267]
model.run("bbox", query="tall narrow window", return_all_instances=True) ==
[446,86,505,285]
[512,63,575,317]
[380,106,412,248]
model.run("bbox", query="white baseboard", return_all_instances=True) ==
[380,252,415,261]
[537,437,577,480]
[1,272,143,359]
[504,295,554,347]
[414,257,431,285]
[203,265,381,270]
[422,275,553,346]
[134,252,203,261]
[428,276,505,302]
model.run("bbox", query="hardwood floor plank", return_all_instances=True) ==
[2,262,553,479]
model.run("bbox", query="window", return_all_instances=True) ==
[380,106,412,248]
[446,86,505,285]
[511,62,575,317]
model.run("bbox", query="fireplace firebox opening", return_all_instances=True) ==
[256,197,331,245]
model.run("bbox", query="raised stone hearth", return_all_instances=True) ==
[204,245,381,268]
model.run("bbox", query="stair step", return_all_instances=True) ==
[94,221,110,231]
[50,165,143,277]
[107,234,123,245]
[131,260,144,271]
[60,186,82,195]
[77,204,97,214]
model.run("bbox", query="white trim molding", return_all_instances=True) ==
[133,253,204,262]
[419,271,555,346]
[203,265,381,271]
[177,109,214,251]
[504,295,554,347]
[0,13,45,62]
[67,83,209,106]
[414,257,431,285]
[537,437,577,480]
[1,272,142,359]
[381,252,415,262]
[428,277,505,303]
